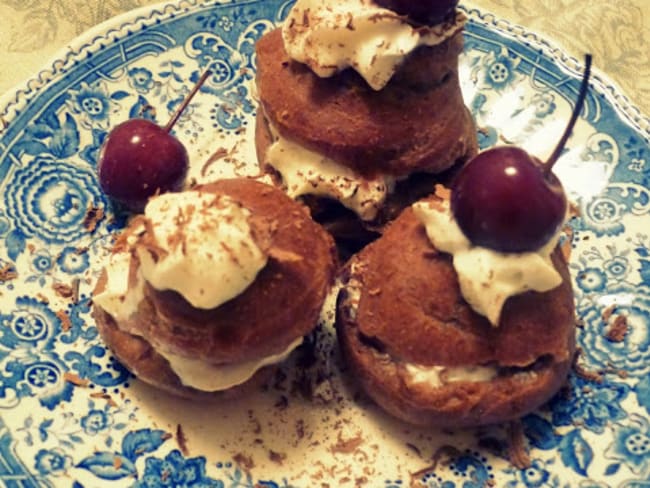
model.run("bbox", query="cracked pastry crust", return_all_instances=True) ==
[92,178,338,398]
[335,204,575,427]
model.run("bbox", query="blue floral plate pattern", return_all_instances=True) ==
[0,1,649,486]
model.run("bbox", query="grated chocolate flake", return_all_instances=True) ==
[507,420,531,470]
[83,206,104,233]
[601,304,617,323]
[268,450,287,465]
[56,310,72,332]
[233,452,254,471]
[605,314,628,342]
[53,282,74,299]
[201,147,229,178]
[176,424,189,456]
[410,445,461,480]
[64,372,89,387]
[89,392,118,408]
[572,348,604,383]
[329,431,364,454]
[0,263,17,282]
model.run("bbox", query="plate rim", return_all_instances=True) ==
[0,1,649,485]
[0,0,648,140]
[462,1,650,140]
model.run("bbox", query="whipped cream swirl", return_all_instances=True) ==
[282,0,465,90]
[413,197,563,326]
[137,191,267,309]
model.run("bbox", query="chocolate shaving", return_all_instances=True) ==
[83,206,104,233]
[72,278,80,303]
[601,304,617,323]
[605,315,628,342]
[248,214,276,254]
[89,392,118,407]
[176,424,189,456]
[53,282,74,299]
[269,450,287,465]
[572,348,603,383]
[233,452,254,471]
[0,263,17,282]
[507,421,531,470]
[295,419,305,440]
[330,432,363,454]
[64,372,89,387]
[345,13,355,30]
[201,147,229,178]
[137,218,169,262]
[405,443,422,457]
[410,445,461,479]
[56,310,72,332]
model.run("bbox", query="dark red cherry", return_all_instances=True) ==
[375,0,459,24]
[97,70,211,212]
[98,119,189,211]
[451,54,592,253]
[451,147,567,252]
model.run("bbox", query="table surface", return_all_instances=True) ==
[0,0,648,117]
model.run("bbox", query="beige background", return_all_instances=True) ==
[0,0,648,116]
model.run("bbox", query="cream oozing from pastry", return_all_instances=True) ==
[137,191,267,310]
[94,238,300,393]
[96,256,303,391]
[282,0,466,90]
[412,198,563,326]
[266,129,393,221]
[160,337,303,391]
[403,363,497,387]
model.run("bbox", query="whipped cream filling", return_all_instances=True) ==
[404,363,497,387]
[266,129,392,221]
[94,246,301,393]
[412,198,563,326]
[137,191,267,310]
[282,0,466,90]
[161,337,303,392]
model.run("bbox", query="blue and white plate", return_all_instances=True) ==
[1,1,649,486]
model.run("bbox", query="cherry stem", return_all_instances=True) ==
[164,69,212,133]
[544,54,592,174]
